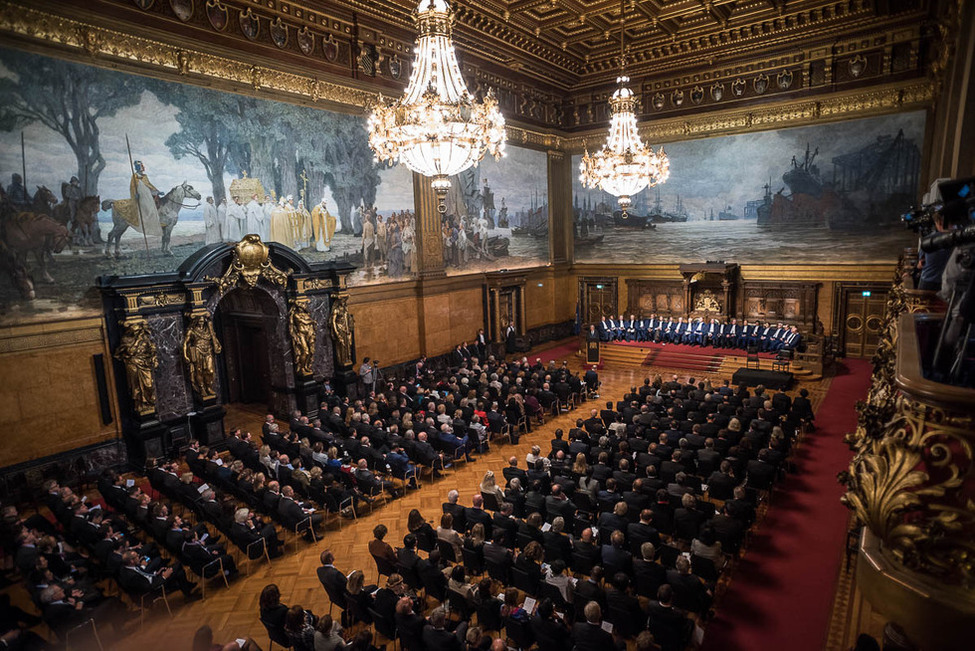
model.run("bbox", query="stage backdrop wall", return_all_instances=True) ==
[571,110,926,264]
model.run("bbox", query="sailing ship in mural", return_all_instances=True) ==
[440,145,549,274]
[572,110,925,264]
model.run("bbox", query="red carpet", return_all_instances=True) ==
[701,358,873,651]
[530,339,582,365]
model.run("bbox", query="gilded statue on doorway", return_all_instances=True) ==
[115,319,158,415]
[182,314,222,398]
[289,299,316,376]
[329,294,354,367]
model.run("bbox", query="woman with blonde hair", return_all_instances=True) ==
[479,470,504,501]
[571,452,589,476]
[345,569,378,624]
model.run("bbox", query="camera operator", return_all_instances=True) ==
[916,213,953,291]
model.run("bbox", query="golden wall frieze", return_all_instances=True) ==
[137,292,185,308]
[563,80,935,151]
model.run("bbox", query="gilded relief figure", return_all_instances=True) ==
[289,299,316,376]
[114,320,158,414]
[182,314,222,398]
[329,295,354,367]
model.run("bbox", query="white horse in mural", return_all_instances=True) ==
[102,181,202,257]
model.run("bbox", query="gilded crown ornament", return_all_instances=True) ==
[210,234,288,293]
[578,0,669,217]
[367,0,506,214]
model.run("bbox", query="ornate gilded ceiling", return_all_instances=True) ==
[2,0,951,132]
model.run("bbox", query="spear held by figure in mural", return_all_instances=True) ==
[125,134,151,258]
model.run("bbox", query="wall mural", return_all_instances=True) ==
[572,110,926,264]
[441,144,549,274]
[0,46,414,320]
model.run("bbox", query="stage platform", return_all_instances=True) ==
[596,340,817,379]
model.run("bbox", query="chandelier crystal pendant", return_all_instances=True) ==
[578,0,669,217]
[368,0,506,214]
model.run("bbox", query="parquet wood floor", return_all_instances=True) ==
[3,340,831,650]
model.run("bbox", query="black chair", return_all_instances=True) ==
[481,491,502,512]
[322,582,347,619]
[421,570,447,603]
[571,491,595,514]
[690,554,720,584]
[656,545,680,569]
[515,532,534,551]
[485,558,511,585]
[476,598,502,633]
[447,588,474,620]
[437,540,459,564]
[606,604,638,638]
[462,546,484,576]
[510,566,538,596]
[373,553,398,580]
[504,615,535,651]
[570,552,594,577]
[415,527,437,553]
[537,581,568,613]
[261,615,292,650]
[396,563,423,593]
[369,607,397,649]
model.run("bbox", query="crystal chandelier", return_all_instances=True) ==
[579,0,669,217]
[368,0,506,213]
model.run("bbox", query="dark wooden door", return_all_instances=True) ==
[237,322,271,404]
[843,291,887,358]
[580,278,618,325]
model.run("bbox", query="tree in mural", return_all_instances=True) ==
[154,82,238,204]
[0,50,143,196]
[322,113,382,234]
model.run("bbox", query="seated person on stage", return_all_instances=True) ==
[781,326,801,351]
[690,318,706,346]
[743,321,761,349]
[704,318,723,347]
[673,317,689,344]
[599,317,612,342]
[625,314,637,342]
[764,323,786,352]
[634,316,647,342]
[722,318,740,349]
[757,322,775,352]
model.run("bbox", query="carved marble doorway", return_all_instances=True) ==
[216,288,280,410]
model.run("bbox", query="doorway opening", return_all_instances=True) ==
[216,288,279,408]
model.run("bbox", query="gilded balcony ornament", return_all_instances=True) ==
[210,234,289,293]
[843,394,975,588]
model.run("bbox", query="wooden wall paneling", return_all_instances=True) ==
[739,280,821,331]
[625,279,685,317]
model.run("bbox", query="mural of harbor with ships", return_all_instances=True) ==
[572,110,926,263]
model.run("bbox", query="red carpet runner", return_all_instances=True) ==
[702,358,873,651]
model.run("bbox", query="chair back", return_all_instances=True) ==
[437,539,458,564]
[606,604,637,638]
[476,598,502,632]
[415,526,436,553]
[462,546,484,575]
[396,562,423,592]
[481,491,502,512]
[447,588,474,620]
[369,607,397,643]
[372,553,397,579]
[570,551,593,577]
[656,544,680,569]
[485,558,511,585]
[510,566,538,596]
[537,581,567,611]
[690,554,719,584]
[503,616,534,650]
[260,616,292,648]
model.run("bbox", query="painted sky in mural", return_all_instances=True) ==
[439,144,549,275]
[0,47,414,319]
[572,110,926,264]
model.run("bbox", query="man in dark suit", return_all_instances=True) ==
[542,517,574,563]
[724,486,756,526]
[277,485,322,534]
[317,549,347,601]
[442,490,467,532]
[396,534,422,574]
[549,428,571,458]
[180,529,238,579]
[572,528,601,569]
[632,543,667,599]
[423,606,466,651]
[502,457,529,487]
[746,448,779,490]
[627,509,661,550]
[491,502,519,548]
[544,484,576,523]
[574,565,606,608]
[646,585,692,651]
[665,556,711,616]
[622,480,650,514]
[465,494,493,537]
[708,507,746,555]
[571,601,619,651]
[118,550,196,598]
[531,597,571,651]
[600,530,632,576]
[673,494,707,542]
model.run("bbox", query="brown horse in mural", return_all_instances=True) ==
[52,194,101,246]
[0,193,36,299]
[3,209,69,284]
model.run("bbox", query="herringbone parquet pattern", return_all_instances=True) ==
[4,342,831,650]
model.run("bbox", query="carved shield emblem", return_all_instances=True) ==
[133,0,155,10]
[270,17,288,49]
[169,0,193,22]
[388,54,403,80]
[690,85,704,104]
[323,33,339,61]
[753,73,769,94]
[651,92,665,111]
[849,54,867,78]
[731,77,746,97]
[671,89,684,107]
[297,26,314,55]
[205,0,228,31]
[777,69,794,90]
[239,8,259,41]
[710,82,724,101]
